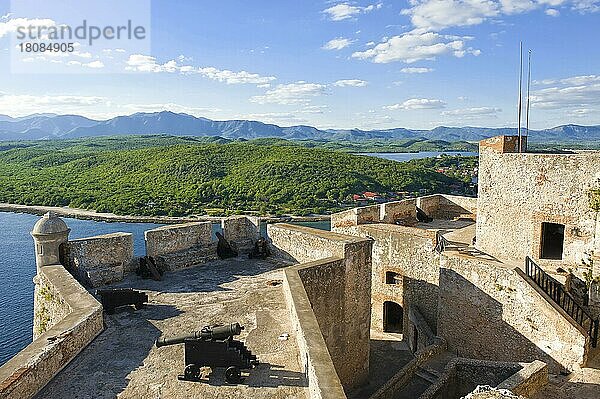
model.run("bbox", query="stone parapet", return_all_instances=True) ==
[66,232,134,287]
[269,223,372,391]
[0,265,103,399]
[145,222,213,258]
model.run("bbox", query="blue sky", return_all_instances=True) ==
[0,0,599,130]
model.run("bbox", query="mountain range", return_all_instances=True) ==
[0,111,598,143]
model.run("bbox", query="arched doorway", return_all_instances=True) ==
[383,301,403,333]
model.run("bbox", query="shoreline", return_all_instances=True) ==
[0,203,331,224]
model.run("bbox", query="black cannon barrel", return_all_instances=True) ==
[155,323,244,348]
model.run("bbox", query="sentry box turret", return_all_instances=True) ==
[155,322,258,383]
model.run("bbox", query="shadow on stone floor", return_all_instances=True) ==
[194,362,308,388]
[347,338,414,399]
[532,380,600,399]
[109,257,287,295]
[35,306,171,399]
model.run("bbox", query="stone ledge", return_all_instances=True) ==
[283,258,348,399]
[497,360,548,397]
[0,265,103,399]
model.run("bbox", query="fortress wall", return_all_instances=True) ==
[283,258,348,399]
[379,199,417,225]
[330,204,380,229]
[476,147,600,269]
[417,194,477,221]
[416,195,441,217]
[421,358,533,399]
[336,223,440,336]
[0,265,103,399]
[66,232,134,287]
[145,221,213,257]
[438,251,588,372]
[435,195,477,220]
[332,195,475,232]
[270,223,372,391]
[221,215,260,253]
[497,360,548,397]
[33,271,72,339]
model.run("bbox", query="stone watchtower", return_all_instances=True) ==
[31,212,70,272]
[31,212,71,338]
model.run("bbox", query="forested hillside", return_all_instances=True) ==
[0,136,470,216]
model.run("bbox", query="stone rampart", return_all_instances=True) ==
[269,223,372,391]
[477,146,600,268]
[144,222,216,271]
[438,251,589,372]
[221,216,260,253]
[66,232,134,287]
[332,195,476,232]
[337,223,440,335]
[0,265,103,399]
[283,258,348,399]
[420,358,543,399]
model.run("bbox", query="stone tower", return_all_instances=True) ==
[31,212,71,339]
[31,212,70,272]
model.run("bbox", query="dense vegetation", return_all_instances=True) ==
[0,136,474,216]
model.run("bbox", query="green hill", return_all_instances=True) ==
[0,136,470,216]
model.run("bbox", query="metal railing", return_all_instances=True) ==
[525,256,599,347]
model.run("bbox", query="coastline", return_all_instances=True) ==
[0,203,331,224]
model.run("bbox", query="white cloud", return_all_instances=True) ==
[322,37,355,50]
[66,60,105,68]
[301,105,329,114]
[400,67,434,73]
[401,0,499,31]
[0,93,106,116]
[333,79,368,87]
[323,2,382,21]
[442,107,502,116]
[571,0,600,13]
[566,108,594,117]
[250,82,328,105]
[0,17,56,38]
[400,0,597,31]
[125,54,276,85]
[384,98,447,110]
[530,74,600,110]
[352,30,480,63]
[196,67,276,85]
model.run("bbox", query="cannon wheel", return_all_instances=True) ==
[184,364,201,381]
[225,366,241,383]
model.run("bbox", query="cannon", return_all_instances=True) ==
[96,288,148,314]
[155,323,258,383]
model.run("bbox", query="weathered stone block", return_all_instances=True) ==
[66,232,133,287]
[145,222,213,258]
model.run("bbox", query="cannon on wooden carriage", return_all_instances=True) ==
[155,322,258,383]
[96,288,148,314]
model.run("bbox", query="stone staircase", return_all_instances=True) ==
[392,351,454,399]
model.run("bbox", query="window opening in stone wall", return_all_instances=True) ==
[540,222,565,260]
[385,271,401,284]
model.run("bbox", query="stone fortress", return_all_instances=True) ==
[0,135,599,399]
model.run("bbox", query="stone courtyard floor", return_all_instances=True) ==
[532,351,600,399]
[35,258,309,399]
